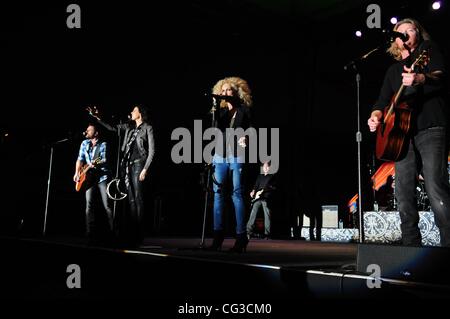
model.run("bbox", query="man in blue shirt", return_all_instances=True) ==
[73,124,113,245]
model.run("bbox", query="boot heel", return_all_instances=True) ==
[229,233,249,253]
[208,230,224,251]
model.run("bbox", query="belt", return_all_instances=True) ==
[130,158,144,165]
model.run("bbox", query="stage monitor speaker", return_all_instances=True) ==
[357,244,450,285]
[322,205,338,227]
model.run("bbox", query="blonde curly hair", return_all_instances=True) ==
[387,18,431,61]
[212,76,253,108]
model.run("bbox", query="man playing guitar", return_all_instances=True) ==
[73,124,113,245]
[368,18,450,247]
[246,161,276,239]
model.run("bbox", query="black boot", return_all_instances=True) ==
[208,230,224,251]
[229,233,249,253]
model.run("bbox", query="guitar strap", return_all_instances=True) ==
[92,142,101,161]
[123,126,143,189]
[85,141,101,164]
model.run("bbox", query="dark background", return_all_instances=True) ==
[1,0,449,238]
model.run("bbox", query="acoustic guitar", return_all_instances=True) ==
[376,50,428,161]
[75,157,101,192]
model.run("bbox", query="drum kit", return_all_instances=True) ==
[370,158,450,211]
[416,178,430,211]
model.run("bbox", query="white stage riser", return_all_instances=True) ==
[301,211,440,246]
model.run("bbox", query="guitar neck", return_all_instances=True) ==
[393,84,406,105]
[385,54,423,120]
[80,158,101,176]
[386,84,406,117]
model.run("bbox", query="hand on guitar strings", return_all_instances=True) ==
[402,66,425,86]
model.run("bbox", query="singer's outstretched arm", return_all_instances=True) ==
[95,118,128,133]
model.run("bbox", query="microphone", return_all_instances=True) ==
[53,138,70,145]
[383,30,409,42]
[204,93,239,103]
[391,31,409,42]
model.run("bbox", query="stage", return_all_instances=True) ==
[2,235,450,302]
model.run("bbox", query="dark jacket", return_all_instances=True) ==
[372,40,448,133]
[215,105,253,158]
[98,120,155,171]
[253,174,276,201]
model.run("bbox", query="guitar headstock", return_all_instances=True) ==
[86,106,101,121]
[411,50,429,72]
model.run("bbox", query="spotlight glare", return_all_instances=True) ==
[432,1,441,10]
[355,30,362,37]
[390,17,398,24]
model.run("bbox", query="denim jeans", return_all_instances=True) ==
[396,127,450,246]
[85,181,113,238]
[212,155,246,235]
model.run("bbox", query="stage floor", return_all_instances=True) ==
[2,235,450,302]
[138,237,358,268]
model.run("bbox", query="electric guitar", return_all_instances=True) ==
[376,50,429,161]
[251,189,264,204]
[75,157,102,192]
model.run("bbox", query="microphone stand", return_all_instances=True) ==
[112,120,123,224]
[344,46,380,243]
[43,137,70,236]
[370,152,378,212]
[198,99,219,248]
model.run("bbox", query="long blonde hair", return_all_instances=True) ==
[212,77,253,108]
[387,18,431,61]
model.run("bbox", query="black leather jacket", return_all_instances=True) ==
[98,120,155,170]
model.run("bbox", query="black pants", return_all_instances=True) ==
[85,181,113,240]
[126,161,146,244]
[396,127,450,246]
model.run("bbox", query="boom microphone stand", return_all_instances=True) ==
[344,46,381,243]
[43,137,70,236]
[112,120,124,219]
